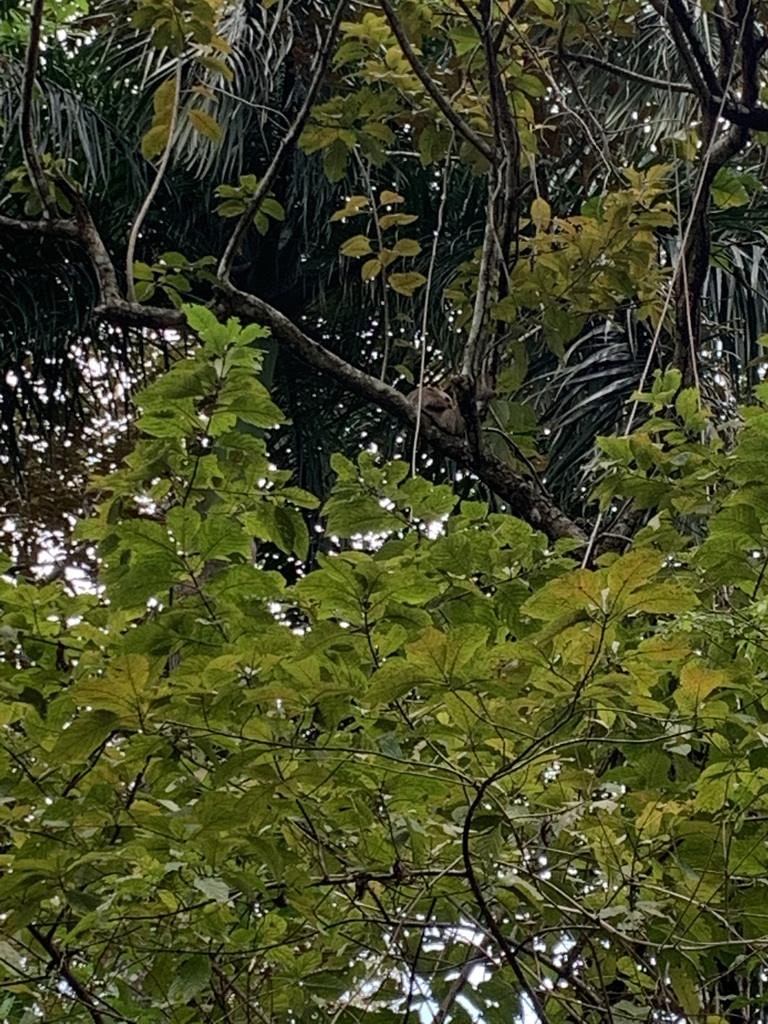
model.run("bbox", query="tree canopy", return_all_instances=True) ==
[5,0,768,1021]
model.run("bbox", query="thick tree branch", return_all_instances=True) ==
[95,300,186,330]
[214,282,587,545]
[71,195,125,307]
[0,214,79,237]
[377,0,495,164]
[0,182,125,309]
[0,184,583,546]
[647,0,768,131]
[1,181,130,311]
[218,0,351,282]
[650,0,723,99]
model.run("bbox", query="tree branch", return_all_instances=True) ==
[126,59,183,302]
[27,925,110,1024]
[646,0,768,134]
[431,953,491,1024]
[214,282,587,545]
[649,0,723,99]
[670,0,755,385]
[0,204,584,545]
[218,0,351,282]
[463,0,520,398]
[461,178,499,385]
[377,0,495,164]
[0,214,78,237]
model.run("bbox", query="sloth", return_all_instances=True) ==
[406,385,465,436]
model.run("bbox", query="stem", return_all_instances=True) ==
[126,59,183,303]
[411,149,453,476]
[20,0,54,217]
[355,154,392,381]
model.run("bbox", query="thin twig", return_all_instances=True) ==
[27,925,112,1024]
[218,0,351,281]
[354,153,392,381]
[20,0,54,217]
[126,59,182,303]
[412,146,453,475]
[559,48,694,92]
[431,954,488,1024]
[461,174,498,382]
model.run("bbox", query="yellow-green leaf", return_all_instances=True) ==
[330,195,370,221]
[380,190,404,205]
[362,258,382,281]
[389,271,427,295]
[153,77,177,120]
[198,55,233,81]
[188,107,224,144]
[380,213,418,230]
[680,663,729,701]
[216,199,245,218]
[141,123,170,161]
[668,966,700,1018]
[340,234,373,258]
[133,261,155,282]
[393,238,422,257]
[531,196,551,231]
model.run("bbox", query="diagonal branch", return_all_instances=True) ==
[0,214,584,544]
[213,282,587,545]
[377,0,495,164]
[558,49,695,93]
[649,0,723,100]
[27,925,110,1024]
[217,0,351,282]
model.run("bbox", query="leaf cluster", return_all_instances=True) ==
[3,318,768,1020]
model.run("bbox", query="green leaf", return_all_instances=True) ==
[193,876,230,902]
[141,123,170,161]
[393,238,421,257]
[530,196,551,231]
[379,213,418,230]
[667,965,700,1017]
[49,710,119,764]
[169,955,213,1003]
[188,107,224,144]
[340,234,373,257]
[260,196,285,221]
[362,257,382,280]
[388,271,427,295]
[324,138,349,182]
